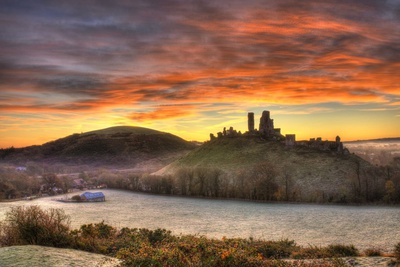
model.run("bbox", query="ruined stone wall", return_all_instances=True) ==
[285,134,296,146]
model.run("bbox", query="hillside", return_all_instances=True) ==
[158,136,385,203]
[0,126,196,169]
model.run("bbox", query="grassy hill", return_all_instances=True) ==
[158,136,385,203]
[0,126,196,168]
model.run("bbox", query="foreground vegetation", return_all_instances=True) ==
[0,206,399,267]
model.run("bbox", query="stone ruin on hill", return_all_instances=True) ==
[210,110,348,155]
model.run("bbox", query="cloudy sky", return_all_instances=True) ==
[1,0,399,148]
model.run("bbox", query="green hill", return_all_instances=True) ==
[1,126,196,168]
[158,136,385,203]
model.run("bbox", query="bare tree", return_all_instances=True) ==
[176,168,195,196]
[244,162,279,201]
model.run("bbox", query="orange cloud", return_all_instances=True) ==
[1,0,399,147]
[128,105,196,121]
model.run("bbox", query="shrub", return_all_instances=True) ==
[292,246,330,259]
[326,244,359,257]
[140,228,173,245]
[255,239,298,259]
[395,242,400,261]
[292,244,358,259]
[364,248,382,257]
[71,195,82,201]
[0,205,71,247]
[71,221,118,253]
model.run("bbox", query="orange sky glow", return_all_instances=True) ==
[0,0,399,148]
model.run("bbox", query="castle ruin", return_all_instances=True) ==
[285,134,296,146]
[210,110,348,155]
[248,112,254,132]
[259,110,274,137]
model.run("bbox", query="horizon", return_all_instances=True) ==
[2,123,400,149]
[1,0,399,148]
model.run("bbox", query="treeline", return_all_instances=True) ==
[94,165,289,201]
[0,169,71,200]
[0,159,97,200]
[1,206,399,267]
[94,159,400,204]
[2,157,400,204]
[0,169,41,200]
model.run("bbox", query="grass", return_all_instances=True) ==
[0,245,120,267]
[3,125,195,166]
[84,126,164,136]
[163,136,377,203]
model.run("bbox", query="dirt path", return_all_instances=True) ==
[285,257,398,266]
[0,245,120,267]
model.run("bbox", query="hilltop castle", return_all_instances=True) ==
[210,110,348,155]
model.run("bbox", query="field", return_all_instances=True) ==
[1,189,400,251]
[1,191,400,267]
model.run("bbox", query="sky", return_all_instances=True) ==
[0,0,399,148]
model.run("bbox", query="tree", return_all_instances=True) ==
[79,171,90,181]
[0,181,17,199]
[176,168,194,195]
[384,180,396,203]
[1,206,71,247]
[283,167,294,201]
[240,162,279,201]
[209,168,224,198]
[194,167,208,196]
[42,173,58,186]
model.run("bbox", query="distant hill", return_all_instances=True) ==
[344,137,400,144]
[0,126,196,169]
[157,136,384,203]
[344,137,400,166]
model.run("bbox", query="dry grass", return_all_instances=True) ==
[0,245,120,267]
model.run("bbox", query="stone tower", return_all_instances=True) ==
[259,110,274,136]
[248,112,254,132]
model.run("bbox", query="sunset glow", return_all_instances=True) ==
[0,0,399,148]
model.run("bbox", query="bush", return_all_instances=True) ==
[139,228,173,245]
[255,239,298,259]
[70,221,117,253]
[292,244,358,259]
[395,242,400,261]
[326,244,359,257]
[71,195,82,201]
[364,248,382,257]
[0,205,71,247]
[292,246,331,259]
